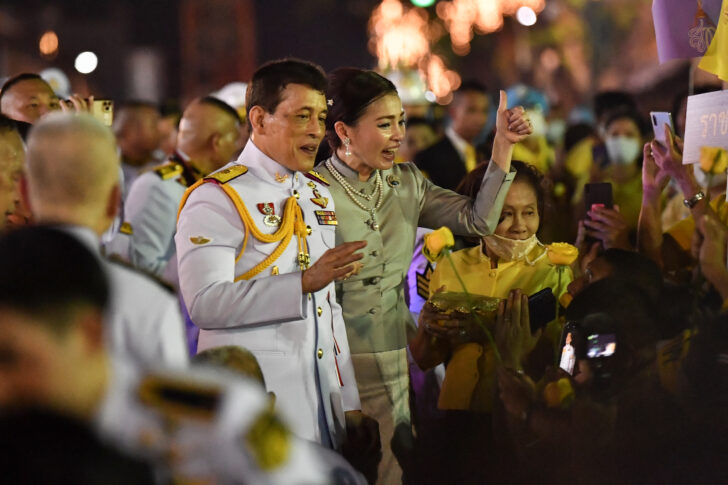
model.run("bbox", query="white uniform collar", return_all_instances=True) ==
[238,139,296,185]
[445,126,471,161]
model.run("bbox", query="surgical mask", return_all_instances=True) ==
[605,136,641,165]
[528,110,547,137]
[483,233,545,264]
[693,163,727,189]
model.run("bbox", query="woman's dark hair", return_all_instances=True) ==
[324,68,398,152]
[455,160,546,221]
[604,107,648,138]
[245,58,326,119]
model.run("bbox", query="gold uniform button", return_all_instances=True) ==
[317,306,323,316]
[293,190,300,199]
[306,225,312,235]
[317,348,324,359]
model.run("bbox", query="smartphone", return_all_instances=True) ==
[90,99,114,127]
[528,288,556,334]
[558,321,580,375]
[584,182,613,213]
[650,111,674,147]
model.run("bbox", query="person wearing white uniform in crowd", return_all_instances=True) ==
[176,59,379,457]
[106,96,242,287]
[22,113,188,368]
[0,225,366,484]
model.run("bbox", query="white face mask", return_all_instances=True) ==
[605,136,641,165]
[693,163,727,189]
[483,233,542,263]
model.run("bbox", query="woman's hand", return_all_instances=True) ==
[495,90,532,145]
[495,289,541,370]
[582,204,631,251]
[642,142,669,200]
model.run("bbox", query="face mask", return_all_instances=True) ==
[605,136,641,165]
[483,233,543,264]
[693,163,727,189]
[527,110,547,137]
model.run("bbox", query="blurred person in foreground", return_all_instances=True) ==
[107,96,242,287]
[0,225,365,484]
[0,115,24,231]
[22,112,188,368]
[415,80,491,190]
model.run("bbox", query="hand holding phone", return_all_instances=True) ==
[650,111,674,148]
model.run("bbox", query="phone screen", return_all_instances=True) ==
[650,111,674,147]
[586,333,616,358]
[559,323,579,375]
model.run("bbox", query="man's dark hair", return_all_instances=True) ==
[245,58,326,121]
[324,67,397,152]
[454,80,488,97]
[406,116,436,131]
[200,95,241,124]
[0,73,47,103]
[599,249,663,303]
[593,90,637,122]
[0,225,109,331]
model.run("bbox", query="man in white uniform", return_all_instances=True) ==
[23,113,188,368]
[107,96,242,287]
[176,59,377,450]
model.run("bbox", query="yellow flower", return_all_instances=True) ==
[546,242,578,266]
[699,146,728,175]
[423,226,455,263]
[543,377,575,409]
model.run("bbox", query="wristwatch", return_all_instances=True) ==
[683,191,705,209]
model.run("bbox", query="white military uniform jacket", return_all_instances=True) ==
[69,226,189,369]
[106,153,198,286]
[96,359,365,484]
[175,141,360,448]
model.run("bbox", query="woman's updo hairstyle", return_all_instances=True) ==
[324,68,398,152]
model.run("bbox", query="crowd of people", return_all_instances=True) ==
[0,57,726,485]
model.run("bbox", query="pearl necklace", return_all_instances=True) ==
[325,159,384,230]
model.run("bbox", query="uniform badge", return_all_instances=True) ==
[315,210,338,225]
[304,170,330,186]
[387,174,401,187]
[274,172,289,184]
[120,222,133,235]
[257,203,282,227]
[416,262,434,300]
[190,236,211,245]
[245,405,291,471]
[310,188,329,208]
[307,181,316,189]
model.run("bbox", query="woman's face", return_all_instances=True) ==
[604,117,642,165]
[493,181,540,240]
[343,93,405,171]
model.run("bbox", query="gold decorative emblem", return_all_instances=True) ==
[245,405,291,471]
[190,236,211,245]
[120,222,133,235]
[274,172,289,183]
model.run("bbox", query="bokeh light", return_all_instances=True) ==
[39,31,59,57]
[74,51,98,74]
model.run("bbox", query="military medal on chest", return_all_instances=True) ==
[257,202,281,227]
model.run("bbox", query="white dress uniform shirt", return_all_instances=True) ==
[95,359,365,484]
[106,153,196,287]
[175,141,360,448]
[69,226,188,369]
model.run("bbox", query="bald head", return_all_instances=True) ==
[0,117,24,230]
[177,97,241,174]
[0,75,60,125]
[25,113,120,234]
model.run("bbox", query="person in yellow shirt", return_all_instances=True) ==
[425,160,575,413]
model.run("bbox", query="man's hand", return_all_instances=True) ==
[344,410,380,455]
[495,289,540,370]
[59,94,93,113]
[582,204,631,250]
[494,90,532,145]
[301,241,366,293]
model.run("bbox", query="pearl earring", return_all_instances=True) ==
[344,138,351,157]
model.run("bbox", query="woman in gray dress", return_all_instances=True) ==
[316,68,531,484]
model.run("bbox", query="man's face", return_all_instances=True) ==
[252,83,327,173]
[0,79,60,124]
[0,130,25,230]
[0,308,83,409]
[450,91,489,143]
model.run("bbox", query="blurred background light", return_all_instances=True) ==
[411,0,436,6]
[516,6,537,26]
[38,30,58,57]
[74,51,98,74]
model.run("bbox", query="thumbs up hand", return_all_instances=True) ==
[495,90,532,144]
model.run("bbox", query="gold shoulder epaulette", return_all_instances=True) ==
[304,170,330,186]
[154,162,184,181]
[137,375,221,422]
[205,165,248,184]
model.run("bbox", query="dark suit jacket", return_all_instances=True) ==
[414,136,467,191]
